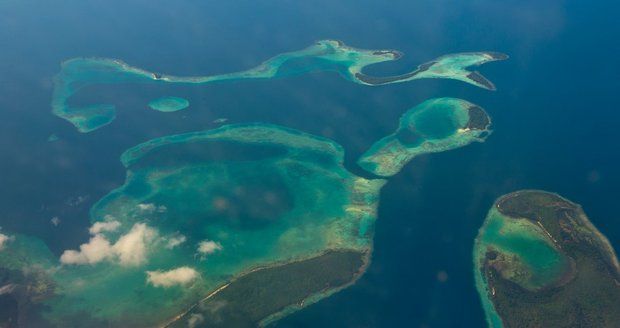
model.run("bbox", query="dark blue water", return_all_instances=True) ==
[1,0,618,327]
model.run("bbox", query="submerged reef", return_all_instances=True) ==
[148,96,190,112]
[357,97,492,177]
[52,40,506,132]
[474,190,620,327]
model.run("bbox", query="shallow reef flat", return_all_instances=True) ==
[51,40,506,132]
[474,190,620,327]
[357,97,492,177]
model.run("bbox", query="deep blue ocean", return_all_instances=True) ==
[0,0,618,327]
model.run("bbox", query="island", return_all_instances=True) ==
[474,190,620,327]
[51,40,506,132]
[148,96,190,112]
[357,97,492,177]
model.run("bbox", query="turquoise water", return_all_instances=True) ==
[1,96,492,324]
[412,103,467,139]
[479,210,568,289]
[1,124,386,325]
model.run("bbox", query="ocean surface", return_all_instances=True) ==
[0,0,618,326]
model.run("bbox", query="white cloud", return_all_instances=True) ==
[165,234,187,249]
[51,217,61,226]
[0,233,13,251]
[113,223,156,266]
[138,203,167,213]
[0,284,16,295]
[89,220,121,234]
[197,240,222,256]
[60,223,156,266]
[60,234,113,264]
[146,267,199,288]
[187,313,205,328]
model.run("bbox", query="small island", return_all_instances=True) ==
[474,190,620,327]
[357,97,492,177]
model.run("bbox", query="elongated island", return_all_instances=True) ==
[474,190,620,327]
[52,40,506,132]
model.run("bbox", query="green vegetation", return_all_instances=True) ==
[168,250,366,328]
[474,190,620,327]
